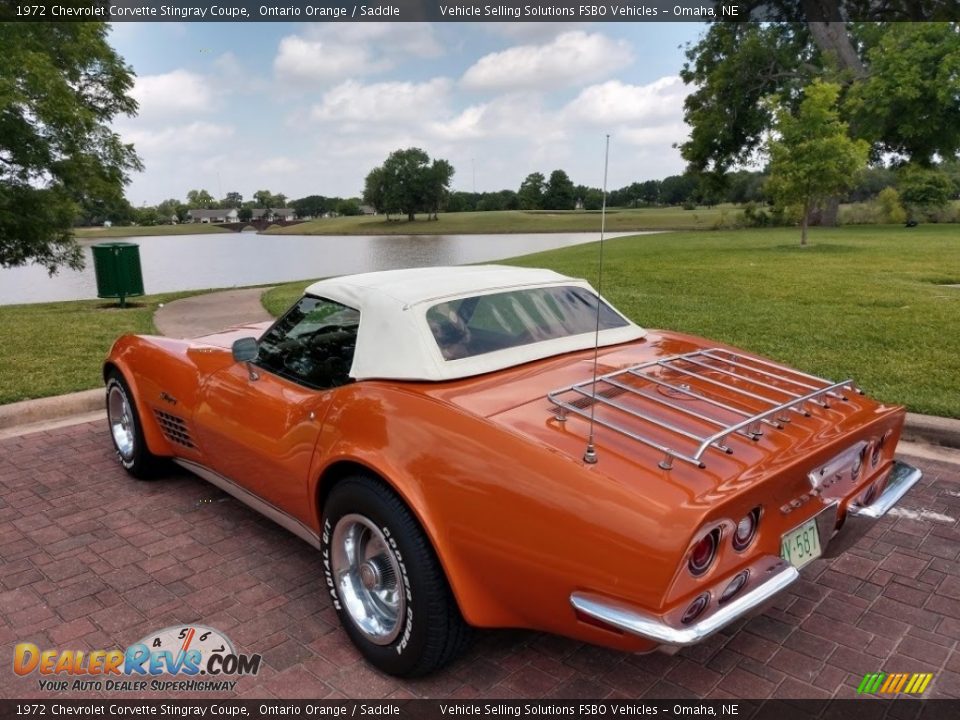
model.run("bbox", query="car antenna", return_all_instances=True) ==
[583,134,610,465]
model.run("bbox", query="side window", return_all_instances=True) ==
[255,296,359,389]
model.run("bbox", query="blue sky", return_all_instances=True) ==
[108,22,704,205]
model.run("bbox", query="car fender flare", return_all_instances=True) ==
[103,356,174,458]
[310,449,510,628]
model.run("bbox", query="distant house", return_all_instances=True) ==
[251,208,295,222]
[187,208,238,224]
[359,204,377,216]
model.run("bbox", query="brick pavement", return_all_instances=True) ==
[1,420,959,700]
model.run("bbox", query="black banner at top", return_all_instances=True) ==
[1,0,958,22]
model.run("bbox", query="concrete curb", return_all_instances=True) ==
[0,389,102,431]
[2,387,959,450]
[902,412,960,450]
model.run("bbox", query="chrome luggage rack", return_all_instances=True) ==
[547,349,858,470]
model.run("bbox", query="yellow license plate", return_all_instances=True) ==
[781,518,822,569]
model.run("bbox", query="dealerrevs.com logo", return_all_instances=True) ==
[13,625,261,693]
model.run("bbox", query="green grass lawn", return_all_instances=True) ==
[75,224,230,238]
[268,206,731,235]
[262,224,960,418]
[0,291,198,405]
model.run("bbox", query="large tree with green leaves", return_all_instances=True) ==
[543,170,576,210]
[680,15,960,221]
[0,21,141,273]
[365,148,454,222]
[766,81,869,245]
[517,172,546,210]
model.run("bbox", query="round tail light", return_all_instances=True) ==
[720,570,750,604]
[681,593,710,624]
[732,508,760,552]
[688,529,719,576]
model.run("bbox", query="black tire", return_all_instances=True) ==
[105,370,163,479]
[321,474,471,677]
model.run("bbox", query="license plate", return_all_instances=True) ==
[781,518,822,569]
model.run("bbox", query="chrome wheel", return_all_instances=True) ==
[331,513,405,645]
[107,384,135,461]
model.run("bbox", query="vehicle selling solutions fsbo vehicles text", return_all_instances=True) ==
[437,5,738,17]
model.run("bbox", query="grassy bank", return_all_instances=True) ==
[263,224,960,418]
[0,292,198,405]
[268,207,730,235]
[75,224,230,238]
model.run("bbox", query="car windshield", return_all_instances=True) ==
[426,286,628,361]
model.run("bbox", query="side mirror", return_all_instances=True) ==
[231,337,259,362]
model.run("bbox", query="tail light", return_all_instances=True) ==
[732,507,761,552]
[720,571,750,604]
[681,593,710,624]
[688,529,719,576]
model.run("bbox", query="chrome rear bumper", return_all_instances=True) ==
[571,559,798,647]
[570,459,922,648]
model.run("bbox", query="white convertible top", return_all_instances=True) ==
[305,265,646,382]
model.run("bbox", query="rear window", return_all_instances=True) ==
[426,286,628,361]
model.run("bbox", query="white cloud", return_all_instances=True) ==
[310,78,452,125]
[258,157,302,175]
[121,121,234,154]
[461,31,632,92]
[131,70,214,119]
[274,36,386,83]
[274,23,442,85]
[564,76,689,125]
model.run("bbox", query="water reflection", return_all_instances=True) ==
[0,231,645,305]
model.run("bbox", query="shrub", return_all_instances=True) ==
[876,187,907,224]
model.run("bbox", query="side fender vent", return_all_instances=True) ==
[154,410,196,449]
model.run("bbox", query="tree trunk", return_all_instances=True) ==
[803,3,868,81]
[801,203,809,246]
[407,212,415,222]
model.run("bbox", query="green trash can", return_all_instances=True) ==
[92,242,144,308]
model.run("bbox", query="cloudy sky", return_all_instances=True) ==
[108,22,703,206]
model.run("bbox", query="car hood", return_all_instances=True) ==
[191,320,274,349]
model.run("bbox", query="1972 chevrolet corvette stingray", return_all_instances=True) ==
[104,265,921,676]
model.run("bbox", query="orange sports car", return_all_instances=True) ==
[103,265,921,677]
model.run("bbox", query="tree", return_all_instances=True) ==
[253,189,274,208]
[0,21,141,273]
[291,195,328,219]
[187,189,214,208]
[222,192,243,208]
[156,198,186,224]
[362,166,394,219]
[543,170,575,210]
[518,172,546,210]
[679,18,960,222]
[660,174,699,206]
[766,81,869,245]
[336,198,362,216]
[238,207,253,223]
[425,159,454,219]
[898,164,953,221]
[366,148,453,222]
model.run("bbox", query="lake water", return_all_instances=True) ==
[0,231,646,305]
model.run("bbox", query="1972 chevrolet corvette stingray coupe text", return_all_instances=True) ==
[104,266,921,676]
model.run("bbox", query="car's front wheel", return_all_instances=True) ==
[321,474,470,677]
[105,371,162,479]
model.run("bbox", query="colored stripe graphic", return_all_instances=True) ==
[857,672,933,694]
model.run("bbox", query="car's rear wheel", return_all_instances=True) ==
[105,371,162,479]
[321,474,470,677]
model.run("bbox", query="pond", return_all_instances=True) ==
[0,231,647,305]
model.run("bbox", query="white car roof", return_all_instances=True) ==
[305,265,646,382]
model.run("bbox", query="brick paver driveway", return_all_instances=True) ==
[1,421,959,700]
